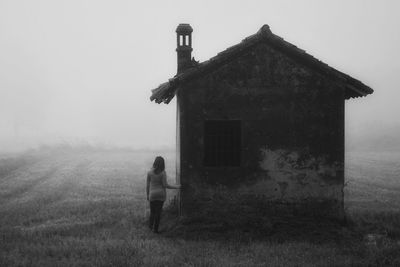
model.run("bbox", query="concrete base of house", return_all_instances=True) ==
[179,194,345,225]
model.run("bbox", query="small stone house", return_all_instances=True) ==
[150,24,373,220]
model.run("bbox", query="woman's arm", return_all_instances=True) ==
[162,173,181,189]
[146,173,150,200]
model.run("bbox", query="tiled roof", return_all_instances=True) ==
[150,25,373,104]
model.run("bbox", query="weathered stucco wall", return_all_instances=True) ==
[178,42,345,219]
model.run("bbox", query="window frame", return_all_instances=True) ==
[203,120,242,167]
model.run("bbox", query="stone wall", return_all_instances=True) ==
[178,42,345,219]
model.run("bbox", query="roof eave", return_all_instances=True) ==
[345,84,374,99]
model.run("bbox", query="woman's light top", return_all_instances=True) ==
[147,169,167,201]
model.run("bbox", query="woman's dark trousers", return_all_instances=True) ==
[149,200,164,233]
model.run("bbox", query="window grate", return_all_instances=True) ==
[204,120,241,167]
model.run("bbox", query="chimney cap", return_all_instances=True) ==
[176,23,193,34]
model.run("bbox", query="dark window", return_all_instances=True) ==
[204,120,241,167]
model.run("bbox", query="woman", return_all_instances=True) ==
[146,156,180,233]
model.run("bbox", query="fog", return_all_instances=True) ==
[1,0,399,152]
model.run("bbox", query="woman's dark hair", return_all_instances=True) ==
[152,156,165,174]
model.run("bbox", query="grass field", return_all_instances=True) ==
[1,147,400,266]
[346,151,400,213]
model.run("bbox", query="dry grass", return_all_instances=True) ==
[0,147,400,266]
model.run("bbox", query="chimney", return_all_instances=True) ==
[176,24,193,73]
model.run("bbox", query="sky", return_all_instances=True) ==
[0,0,399,152]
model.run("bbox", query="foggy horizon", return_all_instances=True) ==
[1,0,399,153]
